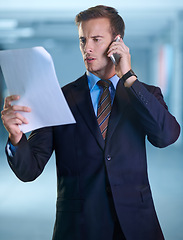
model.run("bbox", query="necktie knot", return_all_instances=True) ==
[97,79,111,89]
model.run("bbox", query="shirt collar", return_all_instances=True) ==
[86,71,120,91]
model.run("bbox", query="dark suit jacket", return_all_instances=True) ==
[6,74,180,240]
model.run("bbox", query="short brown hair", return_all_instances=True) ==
[75,5,125,39]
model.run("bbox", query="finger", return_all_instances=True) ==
[1,106,31,118]
[8,111,29,124]
[1,107,17,116]
[5,118,24,126]
[2,114,28,126]
[14,112,29,124]
[114,35,121,41]
[1,109,29,124]
[2,117,28,135]
[107,42,122,55]
[107,45,122,57]
[109,40,129,53]
[108,45,130,58]
[4,95,20,108]
[11,105,31,112]
[119,40,130,52]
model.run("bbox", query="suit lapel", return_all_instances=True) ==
[106,79,130,144]
[71,74,105,149]
[69,75,129,148]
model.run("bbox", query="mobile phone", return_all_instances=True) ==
[110,36,120,65]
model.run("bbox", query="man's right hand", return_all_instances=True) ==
[1,95,31,146]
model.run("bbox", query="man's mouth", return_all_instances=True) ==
[85,56,96,62]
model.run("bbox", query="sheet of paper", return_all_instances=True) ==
[0,46,76,133]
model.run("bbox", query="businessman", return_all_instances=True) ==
[1,5,180,240]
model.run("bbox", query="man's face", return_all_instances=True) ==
[78,18,115,79]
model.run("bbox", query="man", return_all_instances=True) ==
[1,5,180,240]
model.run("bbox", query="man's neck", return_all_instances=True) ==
[91,70,116,80]
[89,64,116,80]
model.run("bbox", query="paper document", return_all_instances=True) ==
[0,46,76,133]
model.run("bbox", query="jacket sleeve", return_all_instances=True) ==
[6,126,54,182]
[125,79,180,147]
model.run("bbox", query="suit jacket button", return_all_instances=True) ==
[107,155,111,161]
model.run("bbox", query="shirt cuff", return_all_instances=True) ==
[7,141,18,157]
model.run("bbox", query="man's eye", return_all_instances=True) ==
[94,38,100,42]
[80,39,86,44]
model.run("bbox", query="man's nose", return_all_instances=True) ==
[84,40,92,53]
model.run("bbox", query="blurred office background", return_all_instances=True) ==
[0,0,183,239]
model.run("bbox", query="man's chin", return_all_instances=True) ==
[85,65,97,74]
